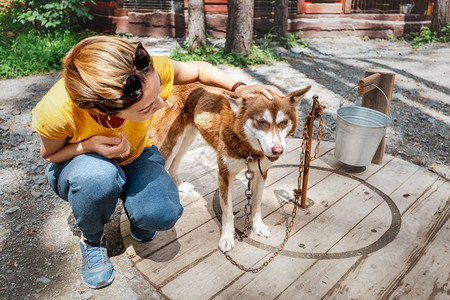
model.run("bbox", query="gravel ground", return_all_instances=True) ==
[0,36,448,299]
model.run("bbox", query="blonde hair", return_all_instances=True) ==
[63,35,153,115]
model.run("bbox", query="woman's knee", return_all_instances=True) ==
[131,202,183,231]
[57,154,125,201]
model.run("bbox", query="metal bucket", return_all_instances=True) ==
[334,85,391,167]
[399,3,414,14]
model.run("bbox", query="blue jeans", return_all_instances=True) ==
[45,146,183,242]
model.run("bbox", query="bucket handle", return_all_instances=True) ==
[339,83,392,119]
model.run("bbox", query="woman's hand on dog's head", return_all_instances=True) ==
[235,84,285,101]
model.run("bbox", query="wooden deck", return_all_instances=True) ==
[119,139,449,299]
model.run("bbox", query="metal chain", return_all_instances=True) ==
[308,95,325,161]
[234,153,255,241]
[222,95,324,273]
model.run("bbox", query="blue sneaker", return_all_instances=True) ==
[129,223,156,242]
[80,235,115,289]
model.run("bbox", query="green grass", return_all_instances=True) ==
[0,30,93,78]
[170,31,308,68]
[169,41,281,68]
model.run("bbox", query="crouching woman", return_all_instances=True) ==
[32,35,282,289]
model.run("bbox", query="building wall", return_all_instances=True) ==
[89,6,431,38]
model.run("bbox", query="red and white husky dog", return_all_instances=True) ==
[149,83,311,251]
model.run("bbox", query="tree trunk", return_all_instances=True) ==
[188,0,206,52]
[274,0,288,40]
[225,0,254,54]
[431,0,450,36]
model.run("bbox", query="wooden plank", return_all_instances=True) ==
[304,3,343,14]
[215,162,409,298]
[365,157,420,196]
[343,0,352,13]
[212,164,388,297]
[158,165,344,299]
[204,4,227,12]
[283,184,384,253]
[282,157,418,254]
[322,177,449,299]
[297,0,306,14]
[361,70,395,164]
[358,71,381,95]
[248,170,358,248]
[276,257,361,299]
[213,187,372,299]
[161,242,270,299]
[389,166,440,213]
[164,158,391,299]
[321,166,439,254]
[386,217,450,299]
[215,255,316,299]
[135,218,221,287]
[121,192,216,261]
[358,72,380,87]
[220,167,332,240]
[317,146,394,180]
[278,165,439,299]
[358,84,378,95]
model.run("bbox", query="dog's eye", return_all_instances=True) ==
[256,119,267,126]
[279,120,288,126]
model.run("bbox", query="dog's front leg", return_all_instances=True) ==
[251,173,271,238]
[218,170,235,252]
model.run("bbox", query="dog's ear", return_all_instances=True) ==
[224,92,244,114]
[286,85,312,105]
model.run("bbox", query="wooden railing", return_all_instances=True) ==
[113,0,421,14]
[352,0,403,13]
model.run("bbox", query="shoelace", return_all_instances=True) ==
[85,245,107,269]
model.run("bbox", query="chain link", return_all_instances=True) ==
[234,153,255,242]
[221,95,325,273]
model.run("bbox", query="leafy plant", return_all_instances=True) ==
[1,0,95,33]
[0,3,31,33]
[410,26,438,48]
[262,31,275,49]
[405,24,450,48]
[439,22,450,43]
[169,42,280,68]
[0,30,93,78]
[279,32,307,49]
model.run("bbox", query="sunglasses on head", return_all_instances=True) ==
[121,42,152,100]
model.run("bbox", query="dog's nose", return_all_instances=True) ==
[272,145,284,156]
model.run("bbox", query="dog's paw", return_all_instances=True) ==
[218,236,235,252]
[252,222,271,238]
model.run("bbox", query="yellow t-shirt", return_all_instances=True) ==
[32,56,174,165]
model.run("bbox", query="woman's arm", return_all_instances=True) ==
[39,134,130,163]
[171,60,285,100]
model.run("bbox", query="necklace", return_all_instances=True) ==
[94,113,140,157]
[96,113,123,137]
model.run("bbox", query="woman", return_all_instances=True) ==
[32,36,283,289]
